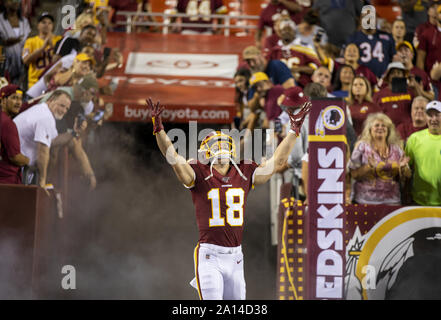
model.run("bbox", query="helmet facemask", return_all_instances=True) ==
[198,132,247,181]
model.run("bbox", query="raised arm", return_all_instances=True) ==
[147,99,195,187]
[254,101,311,186]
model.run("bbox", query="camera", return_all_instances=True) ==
[314,29,324,43]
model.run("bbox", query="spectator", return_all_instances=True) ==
[263,13,291,54]
[431,61,441,99]
[0,84,29,184]
[405,100,441,206]
[43,53,94,92]
[255,0,303,47]
[391,19,407,45]
[312,0,364,48]
[399,0,431,42]
[233,68,251,129]
[347,11,396,79]
[22,12,61,90]
[373,62,414,127]
[44,79,99,190]
[394,40,434,101]
[242,45,295,91]
[294,8,328,50]
[248,72,285,128]
[311,66,333,95]
[27,46,96,99]
[349,113,411,205]
[414,2,438,48]
[416,5,441,74]
[331,64,355,98]
[175,0,227,35]
[83,0,111,40]
[64,11,95,38]
[396,95,428,141]
[0,0,31,86]
[53,24,98,62]
[347,75,382,136]
[267,17,321,88]
[109,0,148,32]
[13,90,71,188]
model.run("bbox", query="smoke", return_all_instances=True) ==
[1,122,275,299]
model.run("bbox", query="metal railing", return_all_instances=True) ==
[115,11,259,36]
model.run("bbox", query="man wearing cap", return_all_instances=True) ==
[373,61,414,127]
[417,4,441,74]
[242,45,295,93]
[248,72,285,128]
[0,84,29,184]
[405,100,441,206]
[395,40,434,101]
[22,12,61,89]
[14,89,71,188]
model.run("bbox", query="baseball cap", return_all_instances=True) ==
[426,100,441,113]
[38,12,55,23]
[383,61,407,79]
[77,74,99,91]
[0,84,22,98]
[242,46,261,60]
[249,72,269,86]
[396,41,414,54]
[75,52,96,66]
[281,86,309,108]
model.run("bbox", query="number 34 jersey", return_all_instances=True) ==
[186,160,259,248]
[346,31,396,79]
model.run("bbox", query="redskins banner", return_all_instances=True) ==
[277,203,441,300]
[306,98,347,299]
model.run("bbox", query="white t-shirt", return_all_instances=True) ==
[13,102,58,166]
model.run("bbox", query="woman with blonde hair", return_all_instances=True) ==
[347,75,382,136]
[348,113,411,205]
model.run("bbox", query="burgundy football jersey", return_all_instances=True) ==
[348,100,382,136]
[418,26,441,74]
[188,159,258,247]
[373,87,414,127]
[268,44,321,87]
[177,0,226,32]
[396,120,427,141]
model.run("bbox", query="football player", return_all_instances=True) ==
[147,96,311,300]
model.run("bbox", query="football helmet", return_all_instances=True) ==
[199,131,236,161]
[198,131,247,181]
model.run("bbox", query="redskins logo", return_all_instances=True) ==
[322,106,345,130]
[345,207,441,300]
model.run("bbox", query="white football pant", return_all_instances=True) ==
[190,243,246,300]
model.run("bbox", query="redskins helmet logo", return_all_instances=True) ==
[199,131,236,161]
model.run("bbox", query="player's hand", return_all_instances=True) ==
[287,101,311,136]
[146,98,164,135]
